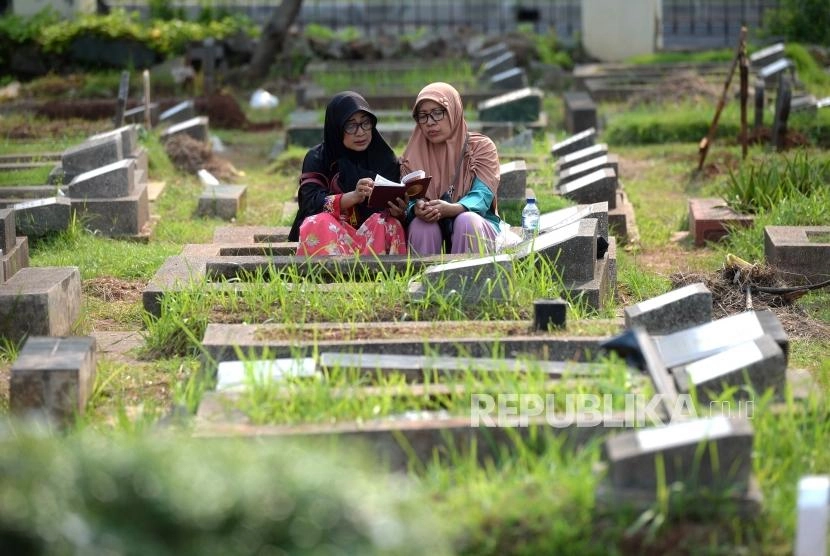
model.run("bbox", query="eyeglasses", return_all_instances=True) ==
[414,108,446,125]
[344,119,373,134]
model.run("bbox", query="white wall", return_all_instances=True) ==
[581,0,661,62]
[13,0,96,19]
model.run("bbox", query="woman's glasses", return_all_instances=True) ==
[414,108,446,125]
[344,119,373,134]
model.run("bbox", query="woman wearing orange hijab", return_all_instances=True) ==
[400,82,501,255]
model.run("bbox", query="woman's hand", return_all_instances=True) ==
[387,197,407,219]
[344,177,374,209]
[414,198,462,222]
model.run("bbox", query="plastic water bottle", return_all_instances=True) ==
[521,196,540,241]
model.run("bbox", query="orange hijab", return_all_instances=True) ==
[401,82,500,202]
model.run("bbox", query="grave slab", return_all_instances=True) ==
[689,198,754,247]
[558,168,617,208]
[516,218,598,282]
[554,143,608,173]
[471,42,510,69]
[197,184,247,220]
[550,128,597,158]
[764,225,830,285]
[13,197,73,237]
[749,42,785,70]
[2,236,29,280]
[606,416,754,489]
[90,124,139,157]
[624,283,713,335]
[161,116,210,143]
[480,51,517,78]
[159,100,196,125]
[673,334,786,402]
[498,160,527,201]
[653,310,788,369]
[609,189,638,242]
[0,207,16,254]
[563,91,598,134]
[489,67,528,90]
[10,336,96,426]
[213,225,291,243]
[413,254,513,305]
[557,154,619,187]
[61,133,124,181]
[539,202,609,245]
[0,266,81,343]
[478,87,543,122]
[67,158,135,199]
[70,180,149,237]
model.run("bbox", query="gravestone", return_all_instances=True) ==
[142,68,152,129]
[539,202,609,245]
[772,76,792,151]
[480,51,517,79]
[498,160,527,201]
[764,225,830,285]
[534,298,567,331]
[516,219,597,282]
[558,168,617,209]
[0,208,29,280]
[67,158,135,199]
[624,283,713,335]
[490,67,528,90]
[759,58,795,84]
[10,336,96,426]
[216,358,317,391]
[188,37,225,95]
[60,133,124,183]
[605,416,754,489]
[795,475,830,556]
[754,79,765,131]
[749,42,785,70]
[161,116,210,143]
[563,91,598,134]
[0,266,82,343]
[0,207,16,256]
[159,100,196,125]
[673,334,787,402]
[413,254,513,305]
[478,87,543,123]
[13,197,73,237]
[554,143,608,173]
[113,70,129,128]
[557,154,618,186]
[197,184,248,220]
[472,42,510,70]
[550,128,596,158]
[653,310,788,369]
[688,198,754,247]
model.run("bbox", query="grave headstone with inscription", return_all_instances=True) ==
[478,87,543,123]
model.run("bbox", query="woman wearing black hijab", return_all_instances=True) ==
[290,91,407,256]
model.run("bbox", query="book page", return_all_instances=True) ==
[401,170,426,184]
[374,174,403,187]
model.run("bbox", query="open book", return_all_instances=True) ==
[368,170,431,209]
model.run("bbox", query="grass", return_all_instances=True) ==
[3,44,830,553]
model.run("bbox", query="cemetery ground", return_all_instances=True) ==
[1,68,830,553]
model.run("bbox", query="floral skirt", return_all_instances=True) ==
[297,212,406,256]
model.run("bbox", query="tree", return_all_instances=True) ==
[247,0,304,80]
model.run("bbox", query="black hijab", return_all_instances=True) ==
[301,91,400,192]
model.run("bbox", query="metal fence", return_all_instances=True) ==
[106,0,781,50]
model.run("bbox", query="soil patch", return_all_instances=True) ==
[164,133,241,181]
[84,277,144,304]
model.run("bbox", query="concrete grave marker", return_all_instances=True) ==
[490,67,528,90]
[624,283,713,335]
[216,358,317,391]
[674,334,787,402]
[68,158,135,199]
[550,127,596,158]
[478,87,543,122]
[653,310,788,369]
[555,143,608,173]
[0,266,81,343]
[557,154,618,186]
[415,254,513,305]
[765,225,830,285]
[0,207,16,254]
[538,202,609,245]
[61,133,124,181]
[188,37,225,95]
[516,218,597,282]
[772,76,792,151]
[159,100,196,125]
[795,475,830,556]
[10,336,96,426]
[113,70,129,128]
[480,51,517,78]
[558,168,617,208]
[498,160,527,201]
[563,91,597,133]
[749,42,785,70]
[606,416,754,489]
[472,42,510,70]
[90,124,139,158]
[13,197,73,237]
[161,116,210,143]
[197,184,248,220]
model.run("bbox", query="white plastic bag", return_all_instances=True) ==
[249,88,279,109]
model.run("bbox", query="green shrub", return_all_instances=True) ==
[764,0,830,45]
[0,428,453,555]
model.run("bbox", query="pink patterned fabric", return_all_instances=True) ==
[298,211,406,256]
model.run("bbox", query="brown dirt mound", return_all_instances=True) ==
[163,133,240,181]
[84,277,144,303]
[670,264,830,342]
[627,71,724,107]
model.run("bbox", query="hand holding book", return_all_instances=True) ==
[368,170,431,209]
